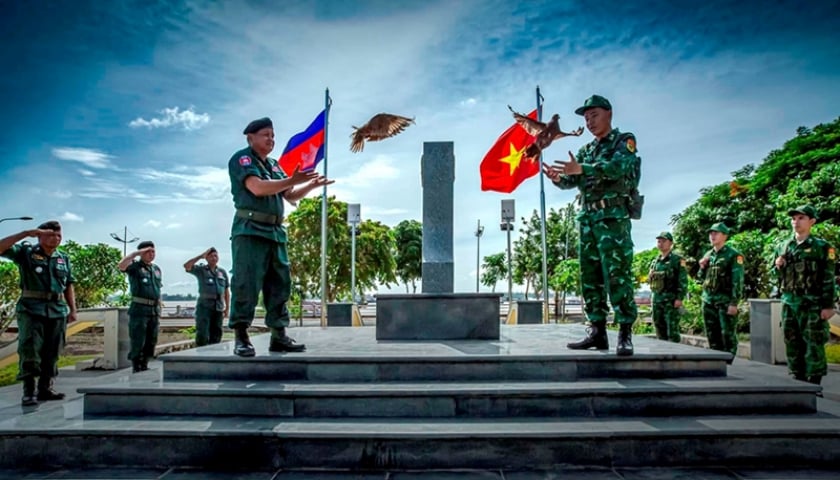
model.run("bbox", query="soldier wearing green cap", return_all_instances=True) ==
[696,223,743,361]
[227,116,334,357]
[183,247,229,346]
[0,221,77,406]
[543,94,643,356]
[772,205,836,386]
[648,232,687,342]
[118,240,162,373]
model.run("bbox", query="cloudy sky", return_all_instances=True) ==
[1,0,839,295]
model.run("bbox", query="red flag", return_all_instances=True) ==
[479,110,538,193]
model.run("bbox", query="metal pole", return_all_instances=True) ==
[123,226,128,256]
[475,219,483,293]
[350,223,357,304]
[506,225,513,304]
[320,88,331,327]
[536,85,549,322]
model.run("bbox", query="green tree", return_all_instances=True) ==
[549,258,581,318]
[480,252,507,293]
[59,241,126,308]
[0,261,20,345]
[512,211,542,298]
[632,247,660,288]
[287,196,396,301]
[393,220,422,293]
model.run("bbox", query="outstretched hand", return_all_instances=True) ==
[289,165,320,185]
[541,162,561,182]
[309,175,335,188]
[549,151,583,176]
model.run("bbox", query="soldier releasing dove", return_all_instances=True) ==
[350,113,415,153]
[508,105,583,160]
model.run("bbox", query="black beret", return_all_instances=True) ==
[243,117,273,134]
[38,220,61,231]
[207,247,217,254]
[137,240,155,249]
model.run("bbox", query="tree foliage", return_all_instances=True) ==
[0,261,20,341]
[632,248,659,288]
[393,220,422,293]
[287,196,396,302]
[60,241,126,308]
[480,252,507,293]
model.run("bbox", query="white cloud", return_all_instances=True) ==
[145,220,162,228]
[60,212,84,222]
[51,190,73,199]
[78,169,96,177]
[129,106,211,131]
[164,223,182,229]
[52,147,113,169]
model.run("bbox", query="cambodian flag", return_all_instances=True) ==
[278,109,326,175]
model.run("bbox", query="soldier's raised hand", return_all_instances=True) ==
[551,151,583,176]
[541,162,561,181]
[289,165,320,185]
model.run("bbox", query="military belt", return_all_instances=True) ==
[21,290,64,302]
[585,197,626,212]
[235,208,283,225]
[200,293,219,299]
[131,297,158,306]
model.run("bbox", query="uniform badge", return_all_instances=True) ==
[239,155,252,166]
[32,254,46,261]
[736,255,744,264]
[35,266,43,273]
[829,248,836,261]
[626,138,636,153]
[271,165,281,172]
[57,258,65,264]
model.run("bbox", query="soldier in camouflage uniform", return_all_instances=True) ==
[697,223,743,362]
[648,232,688,343]
[543,95,642,356]
[772,205,836,386]
[0,221,77,406]
[228,117,333,357]
[118,241,162,373]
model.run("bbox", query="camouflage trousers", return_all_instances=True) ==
[579,217,637,325]
[782,299,829,378]
[702,301,738,358]
[652,296,681,343]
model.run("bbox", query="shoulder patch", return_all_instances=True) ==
[625,137,636,153]
[736,255,744,265]
[829,248,836,261]
[238,155,252,166]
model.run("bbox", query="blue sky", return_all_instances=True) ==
[1,0,839,295]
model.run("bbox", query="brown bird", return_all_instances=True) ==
[350,113,415,153]
[508,105,584,160]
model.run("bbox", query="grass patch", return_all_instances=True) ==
[827,344,840,364]
[0,355,97,388]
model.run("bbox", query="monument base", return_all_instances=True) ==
[375,293,501,340]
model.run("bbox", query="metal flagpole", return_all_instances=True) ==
[320,88,332,327]
[536,86,550,323]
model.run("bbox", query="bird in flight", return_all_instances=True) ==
[508,105,584,160]
[350,113,415,153]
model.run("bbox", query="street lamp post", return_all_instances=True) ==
[474,220,484,293]
[500,199,515,303]
[110,226,139,257]
[0,216,33,224]
[347,204,361,304]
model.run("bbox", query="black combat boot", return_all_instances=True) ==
[269,327,306,353]
[36,377,66,401]
[21,377,37,406]
[234,325,256,357]
[132,359,143,373]
[616,323,634,357]
[139,358,150,371]
[807,375,823,385]
[567,321,609,350]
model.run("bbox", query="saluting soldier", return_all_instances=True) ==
[0,221,77,406]
[183,247,229,346]
[697,223,744,362]
[648,231,688,343]
[227,117,333,357]
[118,240,161,372]
[543,94,643,356]
[773,205,836,386]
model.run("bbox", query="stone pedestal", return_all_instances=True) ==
[516,300,543,324]
[749,299,786,365]
[376,293,501,340]
[421,142,455,293]
[327,303,353,327]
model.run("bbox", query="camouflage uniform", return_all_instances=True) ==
[773,206,836,383]
[648,239,688,343]
[697,227,744,359]
[553,128,640,327]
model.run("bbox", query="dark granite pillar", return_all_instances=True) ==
[421,141,455,293]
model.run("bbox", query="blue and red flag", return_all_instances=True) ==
[278,109,326,175]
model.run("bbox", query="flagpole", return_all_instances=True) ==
[320,88,332,327]
[536,86,549,323]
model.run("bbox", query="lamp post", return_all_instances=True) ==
[0,216,33,224]
[474,219,484,292]
[347,204,361,304]
[500,199,515,304]
[110,226,139,257]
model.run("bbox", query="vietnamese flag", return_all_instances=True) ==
[479,110,538,193]
[279,109,326,175]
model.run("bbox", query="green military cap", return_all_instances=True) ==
[575,94,612,115]
[708,223,731,235]
[788,204,818,220]
[656,231,673,241]
[243,117,273,134]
